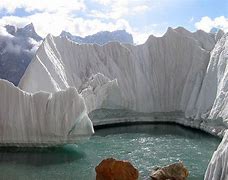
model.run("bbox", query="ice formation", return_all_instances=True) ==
[20,27,219,115]
[204,130,228,180]
[0,79,94,146]
[18,27,228,124]
[79,73,123,113]
[193,33,228,121]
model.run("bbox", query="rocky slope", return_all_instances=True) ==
[0,23,42,85]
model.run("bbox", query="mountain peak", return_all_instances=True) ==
[22,23,35,32]
[60,30,69,36]
[16,23,42,41]
[60,30,74,38]
[5,25,17,35]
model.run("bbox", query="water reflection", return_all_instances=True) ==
[0,145,85,166]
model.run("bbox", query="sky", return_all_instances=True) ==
[0,0,227,44]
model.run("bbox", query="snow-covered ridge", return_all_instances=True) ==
[0,79,94,146]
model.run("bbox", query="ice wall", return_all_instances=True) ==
[0,79,94,146]
[204,130,228,180]
[193,33,228,123]
[19,27,214,114]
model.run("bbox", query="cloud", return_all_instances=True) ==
[189,17,194,23]
[90,0,150,19]
[195,16,228,32]
[0,12,132,38]
[0,26,13,37]
[0,0,85,14]
[5,40,22,54]
[0,0,162,45]
[131,25,164,44]
[0,10,166,44]
[0,27,21,55]
[27,37,41,53]
[0,25,40,55]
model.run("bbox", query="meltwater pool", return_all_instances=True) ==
[0,124,220,180]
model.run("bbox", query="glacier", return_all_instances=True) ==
[194,33,228,121]
[2,26,228,178]
[204,130,228,180]
[0,79,94,146]
[19,27,220,117]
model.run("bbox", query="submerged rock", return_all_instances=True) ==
[150,162,189,180]
[95,158,139,180]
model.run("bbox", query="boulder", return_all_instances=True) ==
[95,158,139,180]
[150,162,189,180]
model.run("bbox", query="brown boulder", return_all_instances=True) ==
[95,158,139,180]
[150,162,189,180]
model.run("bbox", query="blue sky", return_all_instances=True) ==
[0,0,227,44]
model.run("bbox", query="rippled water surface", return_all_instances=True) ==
[0,124,220,180]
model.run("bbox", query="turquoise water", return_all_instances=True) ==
[0,124,220,180]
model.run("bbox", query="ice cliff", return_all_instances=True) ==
[204,130,228,180]
[193,33,228,122]
[0,79,94,146]
[19,27,223,118]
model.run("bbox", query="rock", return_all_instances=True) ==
[95,158,139,180]
[150,162,189,180]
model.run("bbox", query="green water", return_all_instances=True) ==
[0,124,220,180]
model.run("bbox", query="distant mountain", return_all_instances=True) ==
[60,30,134,45]
[5,23,42,42]
[0,23,42,85]
[210,27,220,33]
